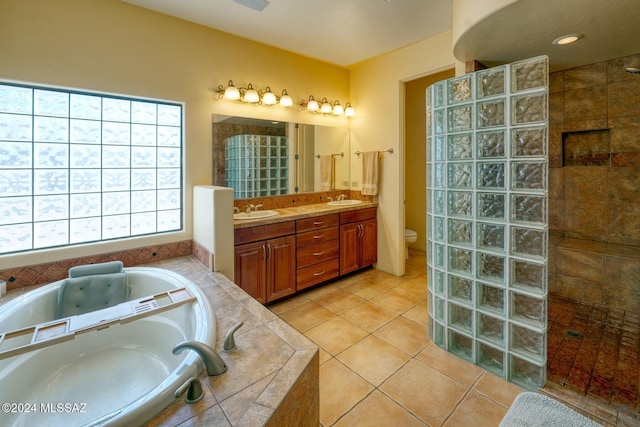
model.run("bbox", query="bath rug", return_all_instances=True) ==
[500,392,602,426]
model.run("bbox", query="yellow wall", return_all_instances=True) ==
[349,31,456,275]
[0,0,349,269]
[404,69,455,252]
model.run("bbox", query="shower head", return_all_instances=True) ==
[626,67,640,75]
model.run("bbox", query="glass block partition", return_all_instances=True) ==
[426,56,549,390]
[225,134,289,198]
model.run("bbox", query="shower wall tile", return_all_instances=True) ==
[607,53,640,83]
[548,199,564,233]
[555,274,603,304]
[548,168,564,199]
[548,126,563,168]
[555,248,603,283]
[564,200,607,241]
[548,71,565,94]
[608,202,640,246]
[603,284,640,314]
[608,116,640,153]
[564,62,607,90]
[602,256,640,291]
[564,167,607,201]
[564,86,607,124]
[607,167,640,203]
[607,78,640,119]
[611,152,640,167]
[548,92,565,125]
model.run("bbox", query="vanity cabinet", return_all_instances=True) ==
[339,208,377,275]
[234,221,296,304]
[296,214,340,290]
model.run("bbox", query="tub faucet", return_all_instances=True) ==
[223,321,244,353]
[174,376,203,404]
[172,341,227,376]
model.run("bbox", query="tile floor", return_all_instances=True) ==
[542,295,640,426]
[269,250,524,426]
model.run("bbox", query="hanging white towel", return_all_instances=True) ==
[320,155,333,191]
[361,151,379,196]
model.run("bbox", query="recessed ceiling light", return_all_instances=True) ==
[552,34,583,45]
[234,0,270,12]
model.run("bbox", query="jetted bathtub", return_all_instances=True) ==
[0,267,215,427]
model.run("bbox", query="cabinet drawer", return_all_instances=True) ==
[296,226,339,247]
[297,240,339,268]
[339,207,376,224]
[234,221,295,246]
[296,214,339,233]
[297,258,339,291]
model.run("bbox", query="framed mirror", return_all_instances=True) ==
[212,115,350,199]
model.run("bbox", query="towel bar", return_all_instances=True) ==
[354,148,393,156]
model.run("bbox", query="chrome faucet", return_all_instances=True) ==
[172,341,227,376]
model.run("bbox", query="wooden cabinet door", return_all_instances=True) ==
[234,241,267,304]
[360,219,378,268]
[339,223,360,275]
[266,235,296,303]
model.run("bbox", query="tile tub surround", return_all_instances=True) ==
[0,256,320,427]
[0,240,193,292]
[548,235,640,312]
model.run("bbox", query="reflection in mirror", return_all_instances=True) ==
[212,115,350,200]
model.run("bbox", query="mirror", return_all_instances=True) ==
[212,115,350,199]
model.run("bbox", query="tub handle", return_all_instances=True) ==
[174,376,203,404]
[223,321,244,353]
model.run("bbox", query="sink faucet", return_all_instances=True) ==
[254,203,263,211]
[245,204,255,213]
[337,194,346,201]
[172,341,227,376]
[233,207,240,214]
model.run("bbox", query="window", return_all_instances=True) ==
[0,82,183,254]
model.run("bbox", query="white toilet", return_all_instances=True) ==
[404,228,417,259]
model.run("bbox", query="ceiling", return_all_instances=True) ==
[122,0,640,71]
[122,0,452,67]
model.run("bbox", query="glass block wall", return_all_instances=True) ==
[426,56,549,390]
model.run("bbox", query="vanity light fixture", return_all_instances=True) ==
[300,96,355,116]
[552,33,583,45]
[216,81,293,107]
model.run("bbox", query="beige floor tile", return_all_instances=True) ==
[402,300,429,325]
[341,278,389,299]
[318,348,332,365]
[443,390,507,427]
[304,282,343,300]
[393,278,428,300]
[333,390,426,427]
[361,268,398,283]
[380,359,468,426]
[416,343,484,387]
[374,316,430,356]
[313,289,366,314]
[268,294,310,314]
[371,288,422,314]
[320,358,374,426]
[305,316,368,355]
[473,371,525,408]
[277,300,335,332]
[337,335,411,386]
[376,275,407,288]
[333,274,368,288]
[341,301,397,332]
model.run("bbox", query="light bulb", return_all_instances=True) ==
[320,98,332,114]
[307,96,319,112]
[262,87,277,105]
[280,90,293,107]
[224,81,240,100]
[243,84,259,103]
[344,103,355,117]
[332,101,344,116]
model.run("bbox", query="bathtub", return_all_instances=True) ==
[0,267,215,427]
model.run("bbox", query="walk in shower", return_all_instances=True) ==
[426,56,549,390]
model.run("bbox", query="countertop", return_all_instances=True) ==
[233,201,377,229]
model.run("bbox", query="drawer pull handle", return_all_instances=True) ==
[313,270,325,276]
[313,221,325,226]
[313,234,324,239]
[313,250,325,256]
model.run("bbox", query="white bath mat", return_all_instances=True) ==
[500,392,602,427]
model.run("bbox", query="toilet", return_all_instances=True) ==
[404,228,417,259]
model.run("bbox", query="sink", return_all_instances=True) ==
[327,200,363,206]
[233,210,279,220]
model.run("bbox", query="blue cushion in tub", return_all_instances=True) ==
[56,261,131,319]
[69,260,124,278]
